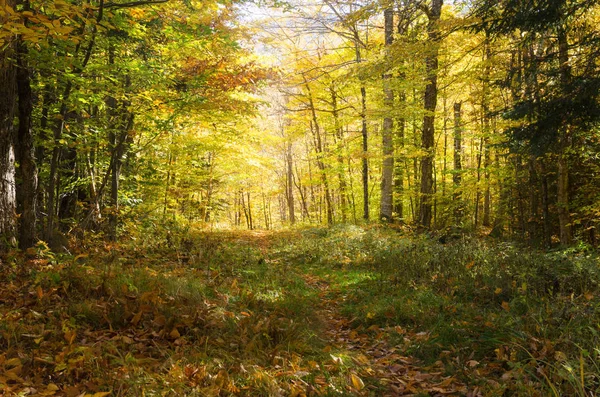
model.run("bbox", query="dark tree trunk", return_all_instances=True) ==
[453,102,463,223]
[0,7,18,249]
[557,26,572,245]
[15,38,38,248]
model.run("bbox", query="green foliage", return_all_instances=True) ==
[278,225,600,394]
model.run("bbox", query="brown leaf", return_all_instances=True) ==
[131,311,143,326]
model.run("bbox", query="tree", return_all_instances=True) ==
[418,0,443,228]
[380,5,394,222]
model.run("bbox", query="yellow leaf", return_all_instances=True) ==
[555,351,568,362]
[89,392,112,397]
[64,330,76,345]
[47,383,60,391]
[584,292,593,301]
[350,373,364,390]
[501,301,510,311]
[4,357,21,367]
[169,328,180,339]
[494,287,502,295]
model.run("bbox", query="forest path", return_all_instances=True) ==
[301,272,470,396]
[209,229,474,395]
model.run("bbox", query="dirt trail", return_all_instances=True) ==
[302,274,472,397]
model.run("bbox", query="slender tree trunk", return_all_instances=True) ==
[453,102,463,224]
[557,26,571,245]
[285,141,295,224]
[305,80,333,225]
[241,191,250,229]
[15,37,37,248]
[475,137,484,228]
[528,156,539,242]
[351,32,370,221]
[540,159,551,247]
[293,163,310,221]
[482,41,492,228]
[262,189,269,230]
[331,86,348,222]
[247,192,253,230]
[380,7,394,222]
[163,141,173,217]
[419,0,443,228]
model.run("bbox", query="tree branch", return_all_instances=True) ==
[104,0,167,8]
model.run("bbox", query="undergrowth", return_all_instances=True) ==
[0,224,598,395]
[277,224,600,395]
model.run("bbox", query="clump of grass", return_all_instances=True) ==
[277,225,600,394]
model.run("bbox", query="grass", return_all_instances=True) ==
[0,225,599,395]
[275,225,600,395]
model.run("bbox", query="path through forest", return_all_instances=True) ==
[240,230,474,396]
[302,272,473,396]
[1,228,586,396]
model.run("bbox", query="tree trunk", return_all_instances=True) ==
[285,141,295,224]
[380,7,394,222]
[557,26,571,245]
[453,102,463,223]
[540,159,551,247]
[247,192,253,230]
[331,86,348,222]
[419,0,443,229]
[0,0,18,249]
[351,31,370,221]
[482,41,492,228]
[15,37,37,249]
[305,80,333,225]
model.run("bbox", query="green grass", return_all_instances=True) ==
[2,225,600,395]
[274,225,600,395]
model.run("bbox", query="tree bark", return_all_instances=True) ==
[557,26,571,245]
[15,37,38,248]
[305,80,333,225]
[331,86,348,222]
[453,102,463,223]
[419,0,443,228]
[0,24,17,249]
[380,7,394,222]
[285,140,295,224]
[0,0,18,249]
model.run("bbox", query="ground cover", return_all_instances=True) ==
[0,226,599,396]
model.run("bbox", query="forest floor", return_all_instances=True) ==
[0,226,599,396]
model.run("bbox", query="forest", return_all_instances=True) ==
[1,0,600,395]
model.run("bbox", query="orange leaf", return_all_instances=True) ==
[501,301,510,311]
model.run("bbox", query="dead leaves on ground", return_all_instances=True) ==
[0,233,581,396]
